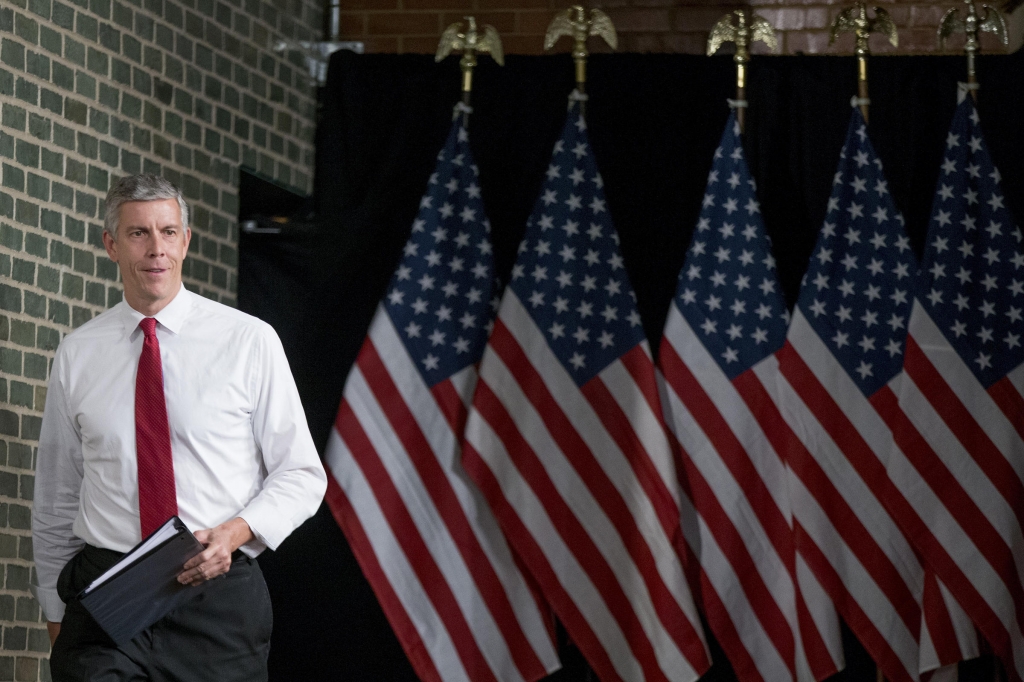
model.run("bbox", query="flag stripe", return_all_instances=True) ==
[487,315,707,673]
[469,376,671,682]
[659,339,797,670]
[793,562,842,681]
[697,560,770,682]
[602,346,684,524]
[772,360,919,681]
[432,373,469,436]
[987,376,1024,443]
[462,433,626,682]
[923,571,961,667]
[618,344,684,507]
[323,474,445,682]
[355,338,551,680]
[661,339,794,570]
[585,363,680,542]
[873,380,1019,656]
[904,334,1024,543]
[777,341,920,632]
[335,390,503,682]
[792,519,914,682]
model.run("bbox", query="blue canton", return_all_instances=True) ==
[508,101,646,386]
[919,96,1024,387]
[385,119,498,386]
[796,109,917,396]
[675,112,790,379]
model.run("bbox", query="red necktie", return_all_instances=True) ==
[136,317,178,537]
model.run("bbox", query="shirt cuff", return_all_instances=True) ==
[30,583,66,623]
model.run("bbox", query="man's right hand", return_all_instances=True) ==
[47,622,60,646]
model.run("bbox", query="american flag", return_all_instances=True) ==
[324,114,561,682]
[463,97,712,682]
[769,107,974,682]
[658,112,845,682]
[889,93,1024,681]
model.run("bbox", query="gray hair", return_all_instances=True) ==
[104,174,190,238]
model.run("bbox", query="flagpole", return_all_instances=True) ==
[829,2,898,124]
[938,0,1008,102]
[435,16,505,117]
[706,9,777,132]
[544,4,618,117]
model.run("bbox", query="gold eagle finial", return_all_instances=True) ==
[707,9,778,60]
[938,0,1007,93]
[436,16,504,99]
[829,3,899,57]
[544,6,617,92]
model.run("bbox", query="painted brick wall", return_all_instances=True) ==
[0,0,321,672]
[339,0,1023,55]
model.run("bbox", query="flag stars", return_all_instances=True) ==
[428,329,446,346]
[726,324,743,341]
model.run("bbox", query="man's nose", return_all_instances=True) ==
[146,233,165,256]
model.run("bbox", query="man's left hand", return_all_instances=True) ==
[178,517,254,586]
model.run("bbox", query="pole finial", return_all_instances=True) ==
[939,0,1008,92]
[829,2,899,122]
[707,9,777,131]
[436,16,505,103]
[544,6,618,94]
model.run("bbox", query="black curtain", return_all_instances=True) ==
[239,50,1024,681]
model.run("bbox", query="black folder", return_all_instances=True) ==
[78,516,205,645]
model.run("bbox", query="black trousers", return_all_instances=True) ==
[50,545,273,682]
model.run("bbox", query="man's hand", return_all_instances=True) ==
[178,518,254,586]
[47,622,60,646]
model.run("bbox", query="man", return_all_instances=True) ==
[31,174,327,681]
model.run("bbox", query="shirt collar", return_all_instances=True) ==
[120,284,193,337]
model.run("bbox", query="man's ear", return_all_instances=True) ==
[102,230,119,263]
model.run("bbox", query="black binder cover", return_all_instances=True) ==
[79,517,205,645]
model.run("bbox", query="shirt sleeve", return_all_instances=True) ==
[237,326,327,551]
[31,349,86,622]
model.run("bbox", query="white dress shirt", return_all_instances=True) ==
[31,286,327,621]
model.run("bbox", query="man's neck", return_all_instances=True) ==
[124,286,182,317]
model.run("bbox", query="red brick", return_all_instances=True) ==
[405,0,473,11]
[784,29,831,54]
[623,33,663,52]
[400,35,444,52]
[909,3,947,28]
[361,35,400,51]
[629,0,678,8]
[516,10,554,34]
[338,0,399,10]
[673,7,734,33]
[804,7,829,29]
[441,11,516,32]
[979,31,1012,53]
[479,0,549,8]
[892,27,941,53]
[659,31,708,54]
[338,12,366,36]
[501,34,547,53]
[367,11,442,34]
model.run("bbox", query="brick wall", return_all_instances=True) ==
[0,0,321,672]
[339,0,1024,55]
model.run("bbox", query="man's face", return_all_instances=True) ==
[102,198,191,313]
